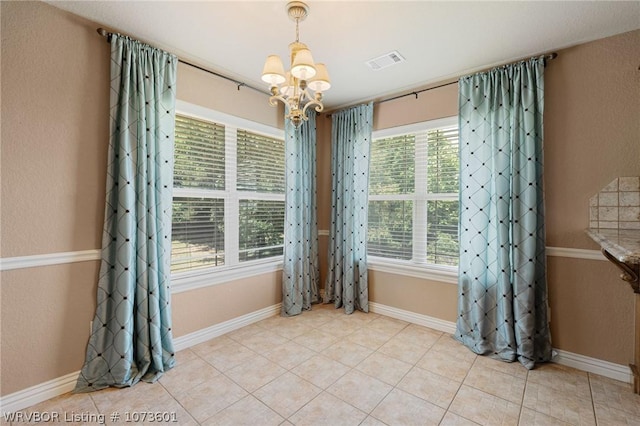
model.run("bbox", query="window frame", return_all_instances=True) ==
[171,100,285,293]
[367,116,459,283]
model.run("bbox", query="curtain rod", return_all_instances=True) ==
[374,52,558,104]
[376,81,457,105]
[375,52,558,106]
[96,28,269,96]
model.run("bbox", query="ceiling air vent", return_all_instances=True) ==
[365,51,405,71]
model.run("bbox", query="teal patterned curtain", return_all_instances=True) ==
[75,34,177,392]
[282,111,320,316]
[456,57,552,369]
[325,103,373,314]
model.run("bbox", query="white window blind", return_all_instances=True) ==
[237,130,285,193]
[237,129,285,262]
[368,119,459,267]
[172,197,225,272]
[239,199,285,261]
[171,113,285,274]
[425,127,459,265]
[368,134,415,260]
[369,134,415,195]
[172,116,226,272]
[174,115,225,190]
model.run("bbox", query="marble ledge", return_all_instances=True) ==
[586,228,640,265]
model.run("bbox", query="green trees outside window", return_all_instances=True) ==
[368,122,459,267]
[171,114,285,273]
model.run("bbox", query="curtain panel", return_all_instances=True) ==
[75,34,177,392]
[282,111,320,316]
[325,103,373,314]
[455,56,552,369]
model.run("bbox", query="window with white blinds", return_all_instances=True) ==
[237,130,285,262]
[239,199,285,261]
[171,112,285,274]
[174,116,225,190]
[237,130,285,193]
[368,117,459,268]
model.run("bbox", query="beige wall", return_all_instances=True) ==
[542,30,639,364]
[177,61,282,129]
[1,264,99,393]
[317,29,640,366]
[369,271,458,323]
[1,1,110,258]
[1,0,110,396]
[1,1,282,396]
[547,257,634,363]
[1,0,638,399]
[372,81,458,131]
[545,30,640,248]
[173,274,281,336]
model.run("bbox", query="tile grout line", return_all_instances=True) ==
[359,321,413,424]
[516,368,529,425]
[439,352,479,425]
[155,376,200,425]
[187,334,274,424]
[325,316,409,424]
[265,316,359,425]
[283,315,409,424]
[171,348,208,425]
[587,373,599,426]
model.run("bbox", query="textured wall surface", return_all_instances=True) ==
[1,0,638,398]
[0,0,281,396]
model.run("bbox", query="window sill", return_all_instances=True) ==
[171,258,283,294]
[170,257,456,294]
[367,257,458,284]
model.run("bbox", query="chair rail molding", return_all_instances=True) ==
[0,242,604,274]
[0,249,101,271]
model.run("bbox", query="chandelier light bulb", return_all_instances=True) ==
[291,48,316,80]
[261,55,286,86]
[280,72,294,96]
[307,63,331,92]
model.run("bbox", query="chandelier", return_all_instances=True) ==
[261,1,330,127]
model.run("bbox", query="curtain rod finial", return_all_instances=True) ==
[97,28,108,37]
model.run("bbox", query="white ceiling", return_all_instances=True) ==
[47,1,640,110]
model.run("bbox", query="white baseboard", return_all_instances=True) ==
[369,301,457,334]
[173,303,282,350]
[0,371,80,415]
[369,301,632,384]
[0,303,282,415]
[553,349,632,384]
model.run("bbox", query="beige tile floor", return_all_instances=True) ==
[10,304,640,425]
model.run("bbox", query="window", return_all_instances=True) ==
[368,117,459,269]
[171,105,285,276]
